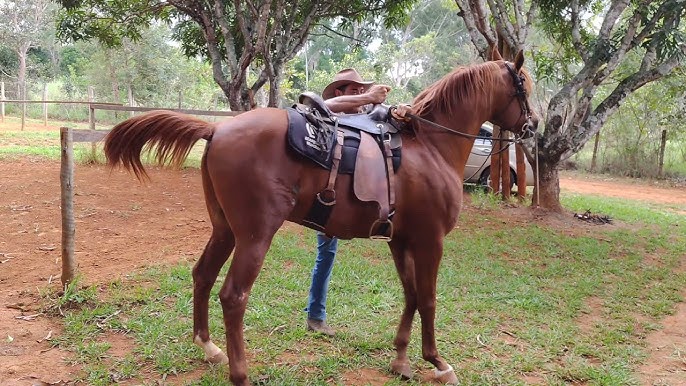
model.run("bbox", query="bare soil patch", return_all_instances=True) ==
[559,171,686,214]
[0,159,684,385]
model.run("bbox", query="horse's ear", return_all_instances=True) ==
[514,50,525,71]
[490,45,503,61]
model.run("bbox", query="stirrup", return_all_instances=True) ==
[369,219,393,241]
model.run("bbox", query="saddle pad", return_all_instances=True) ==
[286,107,335,169]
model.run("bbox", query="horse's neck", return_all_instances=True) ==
[417,114,485,174]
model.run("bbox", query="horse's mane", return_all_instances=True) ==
[412,61,521,119]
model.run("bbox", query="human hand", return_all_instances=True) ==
[367,84,391,104]
[391,104,412,122]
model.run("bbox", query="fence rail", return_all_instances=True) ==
[0,98,240,130]
[90,103,241,117]
[1,80,239,130]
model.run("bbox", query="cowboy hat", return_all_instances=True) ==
[322,68,374,100]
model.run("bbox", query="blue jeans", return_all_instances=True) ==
[306,233,338,321]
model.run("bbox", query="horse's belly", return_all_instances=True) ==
[287,173,385,239]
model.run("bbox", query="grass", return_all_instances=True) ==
[41,194,686,385]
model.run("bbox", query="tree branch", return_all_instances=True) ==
[212,0,238,75]
[566,49,685,158]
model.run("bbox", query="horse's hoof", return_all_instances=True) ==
[434,364,458,384]
[206,351,229,365]
[391,359,413,379]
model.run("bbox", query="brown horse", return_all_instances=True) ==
[103,50,538,385]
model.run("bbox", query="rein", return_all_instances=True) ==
[403,112,528,143]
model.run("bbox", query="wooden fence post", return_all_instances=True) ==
[88,87,96,157]
[1,81,5,123]
[658,129,667,178]
[43,84,48,126]
[20,84,26,131]
[60,127,76,286]
[88,86,95,130]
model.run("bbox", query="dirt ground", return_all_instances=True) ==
[0,158,684,385]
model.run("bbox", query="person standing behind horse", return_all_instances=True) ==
[305,68,393,336]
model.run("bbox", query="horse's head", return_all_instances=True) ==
[489,49,539,138]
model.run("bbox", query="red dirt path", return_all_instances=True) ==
[0,159,684,385]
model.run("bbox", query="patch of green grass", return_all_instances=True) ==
[44,193,686,385]
[562,193,686,226]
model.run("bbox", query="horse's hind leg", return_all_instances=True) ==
[213,186,294,385]
[192,226,234,364]
[389,238,417,379]
[412,240,458,384]
[218,234,275,386]
[193,154,235,364]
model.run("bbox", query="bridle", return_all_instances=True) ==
[502,62,536,138]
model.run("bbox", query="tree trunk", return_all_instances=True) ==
[534,159,564,212]
[17,45,28,100]
[227,79,254,111]
[590,131,600,172]
[106,50,120,118]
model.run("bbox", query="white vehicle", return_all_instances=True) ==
[463,124,535,189]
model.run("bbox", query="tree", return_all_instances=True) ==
[456,0,686,211]
[455,0,535,199]
[56,0,416,111]
[0,0,55,100]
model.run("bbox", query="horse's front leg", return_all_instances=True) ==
[388,238,417,379]
[412,238,458,384]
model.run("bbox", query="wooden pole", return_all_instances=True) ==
[515,143,527,199]
[88,87,96,157]
[501,131,511,198]
[1,81,5,123]
[658,129,667,178]
[43,84,48,126]
[489,126,502,193]
[20,83,26,131]
[88,86,95,130]
[60,127,76,286]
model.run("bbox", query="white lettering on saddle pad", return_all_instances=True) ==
[305,122,325,151]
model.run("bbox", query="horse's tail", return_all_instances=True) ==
[104,110,215,180]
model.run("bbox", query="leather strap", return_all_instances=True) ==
[328,129,344,191]
[383,135,396,206]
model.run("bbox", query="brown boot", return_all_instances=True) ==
[306,318,335,336]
